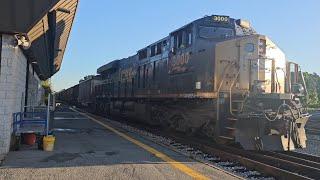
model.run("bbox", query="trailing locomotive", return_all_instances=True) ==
[58,15,310,151]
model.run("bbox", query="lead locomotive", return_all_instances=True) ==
[60,15,310,151]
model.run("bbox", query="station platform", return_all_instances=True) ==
[0,106,239,180]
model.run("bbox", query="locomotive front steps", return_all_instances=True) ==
[227,117,238,121]
[225,127,236,130]
[218,115,239,142]
[218,135,234,140]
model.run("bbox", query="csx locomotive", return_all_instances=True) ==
[57,15,310,151]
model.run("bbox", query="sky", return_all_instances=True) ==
[52,0,320,92]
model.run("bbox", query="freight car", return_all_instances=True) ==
[78,75,102,108]
[58,15,310,151]
[56,84,79,105]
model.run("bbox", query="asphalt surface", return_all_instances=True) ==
[0,106,238,180]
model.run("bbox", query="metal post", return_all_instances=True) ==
[52,93,56,111]
[257,58,260,81]
[20,92,24,113]
[299,68,309,101]
[46,94,51,136]
[287,119,292,151]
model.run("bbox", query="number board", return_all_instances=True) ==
[212,15,230,23]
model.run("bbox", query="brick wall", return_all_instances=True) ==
[0,34,44,159]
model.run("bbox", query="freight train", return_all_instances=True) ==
[57,15,310,151]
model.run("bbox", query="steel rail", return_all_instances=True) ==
[168,134,313,180]
[278,151,320,167]
[264,151,320,170]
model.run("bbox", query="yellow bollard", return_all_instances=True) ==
[43,135,55,151]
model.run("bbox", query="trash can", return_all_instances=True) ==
[43,135,55,151]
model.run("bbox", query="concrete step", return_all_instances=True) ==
[225,127,236,130]
[232,100,244,103]
[219,135,234,140]
[227,117,238,121]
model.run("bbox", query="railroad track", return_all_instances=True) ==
[115,121,320,179]
[75,108,320,180]
[265,151,320,170]
[136,127,320,179]
[281,151,320,163]
[167,134,320,180]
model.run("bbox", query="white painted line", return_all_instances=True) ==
[54,117,87,120]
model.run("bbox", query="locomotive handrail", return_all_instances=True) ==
[299,66,309,102]
[229,69,241,116]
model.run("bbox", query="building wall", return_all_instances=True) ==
[0,34,44,159]
[27,64,45,107]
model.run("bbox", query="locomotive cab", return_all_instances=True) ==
[214,33,310,151]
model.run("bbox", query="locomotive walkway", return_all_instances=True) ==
[0,106,238,180]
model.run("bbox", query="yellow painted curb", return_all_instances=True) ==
[76,110,210,180]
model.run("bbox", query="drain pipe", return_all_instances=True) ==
[24,62,30,112]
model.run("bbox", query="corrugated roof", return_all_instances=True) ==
[52,0,79,72]
[0,0,60,33]
[0,0,79,80]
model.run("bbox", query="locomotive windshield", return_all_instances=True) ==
[198,26,234,39]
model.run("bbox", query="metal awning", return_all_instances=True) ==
[0,0,79,80]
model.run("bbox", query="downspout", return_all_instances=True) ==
[48,10,57,76]
[24,61,29,111]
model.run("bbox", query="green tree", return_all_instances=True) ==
[41,80,52,104]
[303,72,320,107]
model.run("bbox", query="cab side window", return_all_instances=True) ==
[171,26,193,52]
[186,29,192,46]
[139,49,148,60]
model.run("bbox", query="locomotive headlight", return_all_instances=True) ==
[257,83,266,92]
[259,39,266,56]
[292,83,305,96]
[253,80,266,93]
